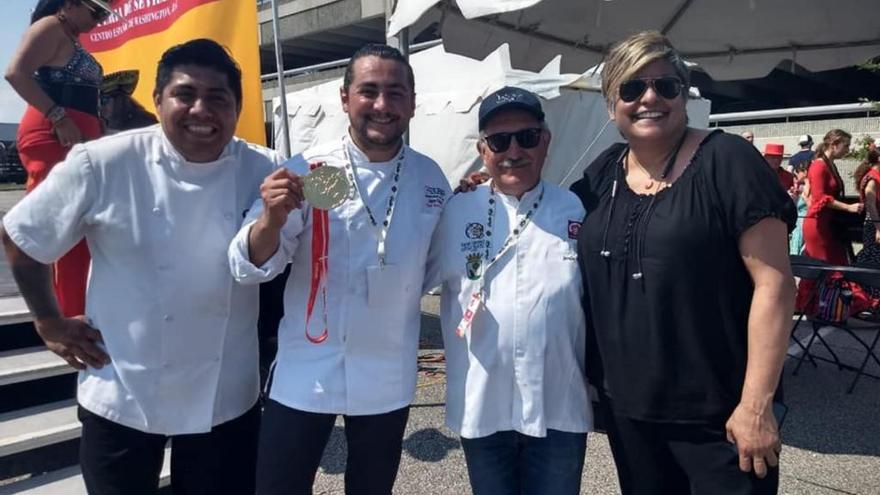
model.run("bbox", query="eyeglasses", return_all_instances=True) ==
[82,0,111,22]
[482,128,543,153]
[618,76,683,103]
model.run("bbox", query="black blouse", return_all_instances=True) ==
[572,130,796,422]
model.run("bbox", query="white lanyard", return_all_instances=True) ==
[456,182,544,337]
[342,140,405,266]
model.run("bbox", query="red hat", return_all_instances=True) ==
[763,143,784,156]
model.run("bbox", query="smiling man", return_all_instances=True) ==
[1,39,279,494]
[425,87,592,495]
[228,44,451,494]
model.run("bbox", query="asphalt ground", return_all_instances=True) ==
[306,298,880,495]
[0,189,878,494]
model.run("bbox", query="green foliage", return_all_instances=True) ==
[847,134,876,162]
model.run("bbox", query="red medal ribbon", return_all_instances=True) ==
[305,161,329,344]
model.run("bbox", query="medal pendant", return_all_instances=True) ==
[304,165,350,210]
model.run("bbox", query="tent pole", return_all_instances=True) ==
[270,0,291,158]
[385,0,410,145]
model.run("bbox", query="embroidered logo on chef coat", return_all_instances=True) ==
[465,222,485,239]
[568,220,582,239]
[466,252,483,280]
[460,240,487,253]
[425,186,447,208]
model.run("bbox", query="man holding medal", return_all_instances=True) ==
[424,87,593,494]
[228,44,451,494]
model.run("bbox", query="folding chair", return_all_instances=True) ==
[835,266,880,392]
[789,255,828,370]
[789,257,880,393]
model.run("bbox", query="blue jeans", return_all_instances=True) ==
[460,429,587,495]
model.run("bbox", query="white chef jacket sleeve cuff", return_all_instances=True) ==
[228,220,289,284]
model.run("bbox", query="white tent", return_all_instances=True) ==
[274,45,710,188]
[388,0,880,80]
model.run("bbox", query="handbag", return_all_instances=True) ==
[816,275,853,322]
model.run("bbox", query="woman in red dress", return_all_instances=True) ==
[802,129,861,264]
[797,129,863,311]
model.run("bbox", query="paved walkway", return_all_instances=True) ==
[303,297,880,494]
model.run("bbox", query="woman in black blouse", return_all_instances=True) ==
[572,31,796,494]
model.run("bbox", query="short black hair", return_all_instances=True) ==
[342,43,414,93]
[154,39,242,106]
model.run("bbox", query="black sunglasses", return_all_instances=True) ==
[482,128,543,153]
[82,1,111,22]
[618,76,683,103]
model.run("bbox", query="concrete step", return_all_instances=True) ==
[0,348,72,387]
[0,297,30,327]
[0,447,171,494]
[0,400,78,458]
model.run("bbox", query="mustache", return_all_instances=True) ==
[498,157,531,169]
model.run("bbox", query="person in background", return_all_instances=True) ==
[763,143,794,192]
[100,70,157,133]
[801,129,862,265]
[855,150,880,277]
[789,162,809,255]
[2,39,276,495]
[426,86,592,495]
[572,31,795,494]
[4,0,115,317]
[788,135,815,173]
[741,130,755,144]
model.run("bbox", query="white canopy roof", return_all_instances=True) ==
[274,44,710,188]
[389,0,880,80]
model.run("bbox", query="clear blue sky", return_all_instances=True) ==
[0,1,37,123]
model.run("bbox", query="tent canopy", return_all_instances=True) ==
[389,0,880,80]
[275,44,710,188]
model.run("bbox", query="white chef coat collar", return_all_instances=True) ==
[344,131,404,167]
[493,179,544,207]
[159,128,235,174]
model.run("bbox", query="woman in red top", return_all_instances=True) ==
[4,0,113,317]
[855,150,880,272]
[802,129,861,265]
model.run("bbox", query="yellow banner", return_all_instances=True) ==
[82,0,265,145]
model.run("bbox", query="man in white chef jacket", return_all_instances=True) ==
[425,86,593,495]
[228,44,452,494]
[1,39,278,494]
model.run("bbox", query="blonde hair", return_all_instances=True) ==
[601,31,690,108]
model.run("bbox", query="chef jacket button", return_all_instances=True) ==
[163,314,173,322]
[152,207,161,215]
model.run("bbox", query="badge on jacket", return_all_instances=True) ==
[466,253,483,280]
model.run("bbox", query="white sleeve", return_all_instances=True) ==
[228,195,306,284]
[2,146,97,263]
[423,201,450,294]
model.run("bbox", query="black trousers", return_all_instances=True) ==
[602,404,779,495]
[256,399,410,495]
[78,402,260,495]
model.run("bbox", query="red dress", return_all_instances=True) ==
[797,158,850,311]
[16,43,104,317]
[802,158,848,264]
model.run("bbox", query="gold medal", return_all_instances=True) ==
[303,165,350,210]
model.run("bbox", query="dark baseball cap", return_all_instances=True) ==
[478,86,545,130]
